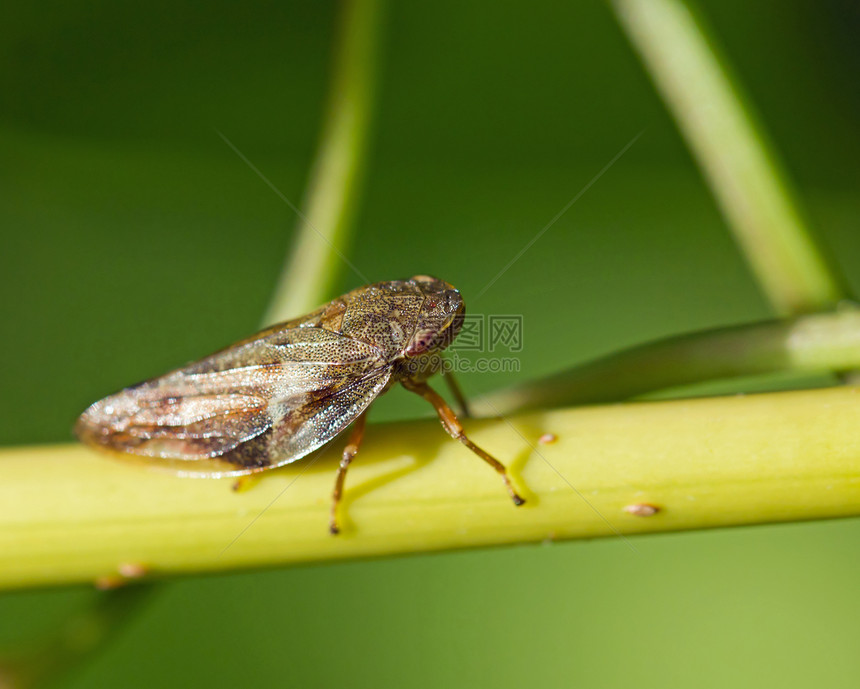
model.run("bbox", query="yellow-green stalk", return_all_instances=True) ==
[4,385,860,590]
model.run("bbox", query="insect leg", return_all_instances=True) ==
[442,369,471,418]
[401,379,525,506]
[330,411,368,535]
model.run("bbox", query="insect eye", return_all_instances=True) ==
[405,329,437,357]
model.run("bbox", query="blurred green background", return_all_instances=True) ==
[2,1,860,687]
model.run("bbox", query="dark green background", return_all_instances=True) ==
[2,1,860,686]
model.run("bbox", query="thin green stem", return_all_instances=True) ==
[612,0,847,314]
[262,0,385,325]
[472,306,860,416]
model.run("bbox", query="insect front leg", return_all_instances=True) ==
[330,411,368,535]
[400,379,525,506]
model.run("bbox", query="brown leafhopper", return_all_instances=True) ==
[76,276,525,533]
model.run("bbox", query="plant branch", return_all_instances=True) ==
[472,306,860,416]
[4,385,860,590]
[612,0,847,314]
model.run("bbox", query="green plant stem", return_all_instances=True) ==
[4,385,860,590]
[472,306,860,416]
[612,0,846,314]
[262,0,384,324]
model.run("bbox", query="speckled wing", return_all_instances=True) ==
[76,324,391,477]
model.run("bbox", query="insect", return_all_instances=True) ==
[76,276,525,534]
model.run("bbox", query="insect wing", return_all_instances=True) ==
[76,325,390,476]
